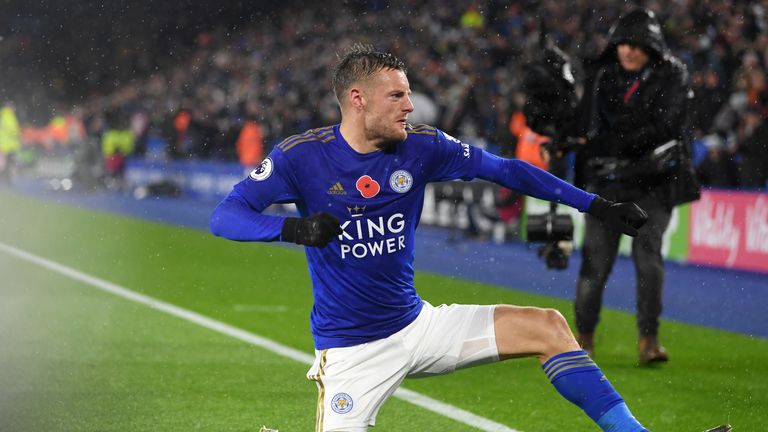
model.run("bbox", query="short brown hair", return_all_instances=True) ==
[332,43,407,104]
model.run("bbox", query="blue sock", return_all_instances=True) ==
[542,350,648,432]
[597,403,649,432]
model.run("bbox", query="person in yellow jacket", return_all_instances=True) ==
[101,128,135,188]
[0,103,22,183]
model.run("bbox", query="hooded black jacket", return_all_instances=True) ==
[575,9,700,207]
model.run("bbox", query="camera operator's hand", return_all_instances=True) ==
[281,212,342,247]
[587,197,648,237]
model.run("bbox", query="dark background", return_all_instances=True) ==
[1,0,295,119]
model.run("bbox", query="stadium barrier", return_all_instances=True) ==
[688,189,768,273]
[124,159,768,273]
[125,158,243,201]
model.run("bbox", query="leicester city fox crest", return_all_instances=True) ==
[331,393,353,414]
[389,170,413,193]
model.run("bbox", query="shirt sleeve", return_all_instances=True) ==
[426,129,483,182]
[210,148,302,242]
[476,150,596,212]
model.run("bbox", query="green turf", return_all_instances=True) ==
[1,190,766,431]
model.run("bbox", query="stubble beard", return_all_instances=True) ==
[371,124,407,153]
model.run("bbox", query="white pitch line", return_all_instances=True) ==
[0,242,521,432]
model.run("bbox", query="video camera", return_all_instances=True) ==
[526,202,574,270]
[521,39,579,270]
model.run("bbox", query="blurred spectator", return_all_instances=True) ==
[48,114,69,147]
[460,5,484,29]
[689,69,728,135]
[65,111,87,146]
[714,69,751,134]
[695,134,740,188]
[236,117,265,170]
[169,109,192,159]
[129,110,150,156]
[494,186,523,242]
[509,110,549,171]
[736,108,768,188]
[0,103,21,183]
[101,127,135,189]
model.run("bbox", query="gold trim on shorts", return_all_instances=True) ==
[309,350,328,432]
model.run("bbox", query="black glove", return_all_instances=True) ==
[281,212,342,248]
[587,197,648,237]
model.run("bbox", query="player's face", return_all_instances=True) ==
[363,68,414,147]
[617,43,649,72]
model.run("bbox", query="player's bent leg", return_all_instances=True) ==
[493,305,649,432]
[406,303,499,377]
[493,305,580,362]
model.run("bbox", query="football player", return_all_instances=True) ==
[211,44,728,432]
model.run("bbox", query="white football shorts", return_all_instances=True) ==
[306,302,499,431]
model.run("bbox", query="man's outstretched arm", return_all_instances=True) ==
[476,151,648,236]
[210,190,341,247]
[210,191,287,242]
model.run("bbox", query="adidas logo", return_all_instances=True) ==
[327,182,347,195]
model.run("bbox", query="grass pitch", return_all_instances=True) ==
[0,190,765,431]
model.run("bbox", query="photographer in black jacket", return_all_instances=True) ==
[572,9,700,364]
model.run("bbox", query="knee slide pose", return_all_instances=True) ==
[211,44,728,432]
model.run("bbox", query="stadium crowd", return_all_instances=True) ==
[3,0,768,190]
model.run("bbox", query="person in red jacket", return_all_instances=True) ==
[236,117,264,171]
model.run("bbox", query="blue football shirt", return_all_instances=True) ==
[211,123,595,349]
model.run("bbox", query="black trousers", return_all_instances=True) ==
[575,193,672,336]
